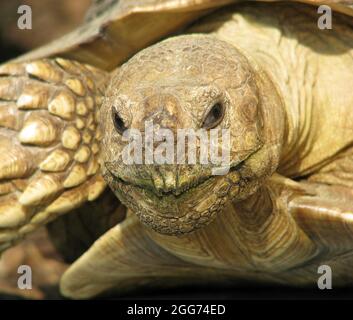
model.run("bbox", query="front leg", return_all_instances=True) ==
[59,212,232,299]
[58,174,318,300]
[231,173,353,273]
[0,59,108,253]
[267,174,353,286]
[60,174,353,298]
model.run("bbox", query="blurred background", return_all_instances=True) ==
[0,0,91,63]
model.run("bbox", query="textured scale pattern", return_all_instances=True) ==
[0,58,109,252]
[0,0,352,300]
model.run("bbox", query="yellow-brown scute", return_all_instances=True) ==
[0,58,108,251]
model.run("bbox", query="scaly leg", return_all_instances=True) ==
[60,212,233,299]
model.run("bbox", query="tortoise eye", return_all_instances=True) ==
[111,108,127,134]
[202,103,224,129]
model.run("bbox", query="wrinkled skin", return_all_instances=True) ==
[101,35,284,235]
[0,2,353,300]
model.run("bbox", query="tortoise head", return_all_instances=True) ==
[101,35,285,235]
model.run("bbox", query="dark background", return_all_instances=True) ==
[0,0,91,63]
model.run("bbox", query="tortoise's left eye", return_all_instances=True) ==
[202,103,224,129]
[111,108,127,134]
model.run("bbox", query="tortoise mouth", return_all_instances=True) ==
[104,156,247,199]
[109,174,218,220]
[109,171,214,199]
[103,149,261,235]
[106,169,233,235]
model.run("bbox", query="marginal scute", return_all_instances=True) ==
[84,64,99,74]
[0,77,21,101]
[87,176,106,201]
[86,77,95,91]
[0,62,26,76]
[45,185,88,214]
[55,58,81,75]
[17,82,50,110]
[48,91,76,120]
[74,146,91,163]
[0,102,22,130]
[62,126,81,150]
[26,61,62,83]
[11,179,29,192]
[18,223,36,236]
[19,114,59,146]
[65,78,85,96]
[39,149,71,172]
[0,198,28,228]
[0,57,109,253]
[28,210,51,225]
[0,142,33,180]
[0,182,14,195]
[63,164,87,188]
[19,174,63,206]
[87,158,99,176]
[72,61,88,74]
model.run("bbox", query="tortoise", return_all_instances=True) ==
[0,0,352,299]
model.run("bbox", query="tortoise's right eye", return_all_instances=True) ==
[202,102,224,129]
[111,108,127,135]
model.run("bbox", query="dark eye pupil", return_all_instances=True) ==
[202,103,224,129]
[112,108,127,134]
[212,104,221,118]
